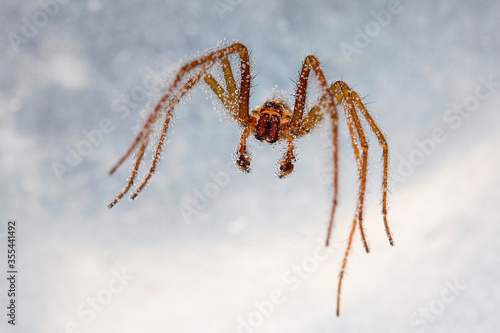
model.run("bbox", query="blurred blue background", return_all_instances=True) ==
[1,0,499,332]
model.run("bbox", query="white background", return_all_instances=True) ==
[1,0,499,332]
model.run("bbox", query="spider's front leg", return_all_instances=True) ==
[277,134,296,178]
[289,55,341,243]
[109,43,251,206]
[203,56,254,172]
[235,125,253,172]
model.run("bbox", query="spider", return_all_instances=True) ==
[108,42,394,316]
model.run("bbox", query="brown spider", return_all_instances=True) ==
[108,42,394,316]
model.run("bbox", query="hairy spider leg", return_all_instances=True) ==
[129,62,215,200]
[111,63,214,204]
[330,82,393,246]
[337,216,358,316]
[203,57,240,120]
[339,84,371,253]
[277,134,296,178]
[313,83,392,250]
[345,85,393,246]
[333,87,372,317]
[298,84,368,316]
[335,87,384,316]
[289,55,342,251]
[332,81,394,316]
[108,127,151,208]
[221,57,239,118]
[109,43,252,206]
[289,61,377,315]
[296,87,352,135]
[285,55,339,186]
[204,55,255,172]
[296,88,361,249]
[294,103,324,135]
[110,43,251,175]
[235,125,253,172]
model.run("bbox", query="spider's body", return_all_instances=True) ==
[254,101,291,144]
[108,42,393,316]
[238,100,294,174]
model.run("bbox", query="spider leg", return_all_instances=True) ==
[220,57,239,115]
[110,43,251,174]
[178,43,251,123]
[342,83,394,246]
[290,55,378,315]
[109,43,252,206]
[297,107,322,135]
[337,84,370,254]
[296,86,369,253]
[295,86,367,317]
[330,92,365,316]
[204,57,240,120]
[234,125,252,172]
[298,94,340,247]
[297,88,350,136]
[334,81,395,315]
[109,118,148,175]
[277,134,296,178]
[289,57,339,132]
[290,55,341,248]
[204,74,231,108]
[129,61,215,200]
[108,131,150,208]
[204,53,255,172]
[121,43,252,201]
[337,216,358,316]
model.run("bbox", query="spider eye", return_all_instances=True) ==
[265,101,280,109]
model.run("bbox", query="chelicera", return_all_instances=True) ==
[242,100,294,173]
[108,42,394,316]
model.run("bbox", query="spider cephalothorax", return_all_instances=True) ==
[253,100,292,143]
[108,42,394,316]
[239,100,295,175]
